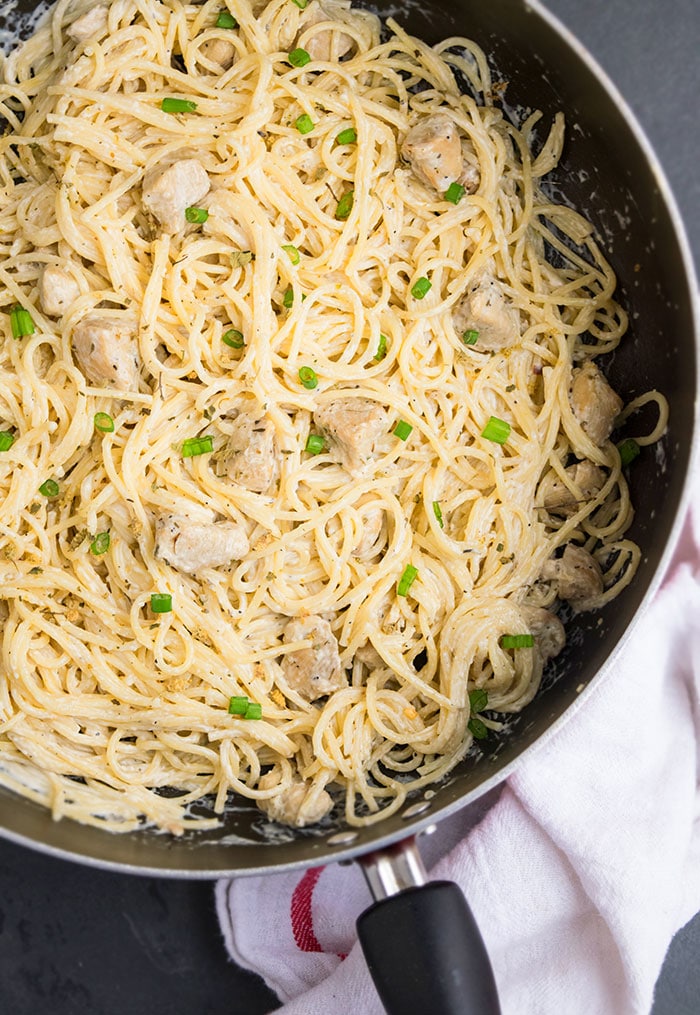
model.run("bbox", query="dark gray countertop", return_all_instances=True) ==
[0,1,698,1013]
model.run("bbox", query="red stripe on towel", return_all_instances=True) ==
[291,866,324,953]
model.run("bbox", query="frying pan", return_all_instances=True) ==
[0,0,697,1012]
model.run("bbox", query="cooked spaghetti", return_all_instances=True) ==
[0,0,667,832]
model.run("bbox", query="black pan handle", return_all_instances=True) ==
[356,839,500,1015]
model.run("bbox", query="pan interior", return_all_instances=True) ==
[0,0,696,875]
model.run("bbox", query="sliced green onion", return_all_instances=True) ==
[397,563,418,597]
[222,328,244,349]
[244,702,262,720]
[468,717,488,740]
[185,206,209,224]
[160,97,198,114]
[10,305,35,339]
[282,243,300,265]
[228,695,249,715]
[499,633,534,650]
[462,329,479,346]
[432,501,443,528]
[181,435,214,458]
[0,432,15,452]
[481,415,511,444]
[288,47,311,67]
[618,438,640,467]
[335,190,354,220]
[151,593,172,613]
[444,181,466,205]
[298,366,318,389]
[305,433,325,454]
[94,412,114,433]
[90,531,111,556]
[336,127,357,145]
[39,479,59,498]
[215,10,238,28]
[469,688,489,713]
[374,334,388,361]
[295,113,314,135]
[282,288,306,308]
[393,419,413,441]
[292,0,308,8]
[411,276,431,300]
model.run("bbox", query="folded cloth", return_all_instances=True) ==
[217,476,700,1015]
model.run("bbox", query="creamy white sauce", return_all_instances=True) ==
[0,0,51,55]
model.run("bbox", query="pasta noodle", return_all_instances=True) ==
[0,0,667,832]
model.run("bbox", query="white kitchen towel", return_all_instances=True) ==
[216,480,700,1015]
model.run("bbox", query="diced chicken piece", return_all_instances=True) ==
[401,114,480,195]
[297,0,355,61]
[381,600,406,636]
[402,115,460,194]
[540,461,606,516]
[453,274,520,352]
[214,413,280,494]
[459,142,481,194]
[313,398,387,475]
[200,37,236,70]
[141,158,210,234]
[72,315,139,390]
[353,505,386,560]
[542,544,604,612]
[355,640,383,669]
[67,5,109,43]
[570,362,623,445]
[281,616,345,701]
[155,513,249,574]
[39,265,80,318]
[521,605,566,664]
[257,772,334,828]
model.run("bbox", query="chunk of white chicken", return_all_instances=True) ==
[355,640,384,670]
[313,398,387,475]
[281,616,345,701]
[353,504,386,561]
[72,315,139,390]
[296,0,356,61]
[214,413,280,494]
[155,513,249,575]
[141,158,210,234]
[570,362,622,445]
[200,36,236,70]
[38,265,80,318]
[257,772,334,828]
[401,113,480,195]
[542,544,604,612]
[540,461,606,516]
[521,605,566,664]
[67,5,109,43]
[452,274,520,352]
